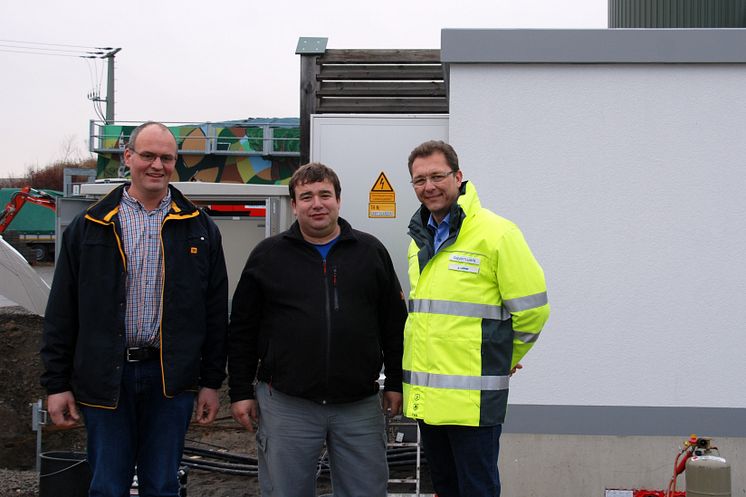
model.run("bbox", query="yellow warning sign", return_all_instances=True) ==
[371,172,394,192]
[369,172,396,218]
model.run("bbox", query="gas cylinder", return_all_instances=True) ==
[685,438,731,497]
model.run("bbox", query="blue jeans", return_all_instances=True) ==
[255,382,388,497]
[418,421,502,497]
[81,360,195,497]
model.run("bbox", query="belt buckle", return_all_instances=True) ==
[126,347,141,363]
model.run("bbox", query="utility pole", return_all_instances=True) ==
[103,48,121,123]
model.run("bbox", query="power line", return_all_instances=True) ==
[0,43,104,56]
[0,48,93,58]
[1,40,122,123]
[0,39,111,50]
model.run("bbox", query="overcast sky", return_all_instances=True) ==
[0,0,607,178]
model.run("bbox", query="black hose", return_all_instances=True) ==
[181,460,258,476]
[183,446,258,465]
[181,444,427,477]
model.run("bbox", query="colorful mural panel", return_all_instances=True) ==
[94,119,300,184]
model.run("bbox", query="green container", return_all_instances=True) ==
[609,0,746,27]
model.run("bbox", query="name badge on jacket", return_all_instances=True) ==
[448,263,480,274]
[448,253,481,274]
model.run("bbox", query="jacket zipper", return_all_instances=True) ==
[158,216,170,398]
[332,266,339,311]
[112,219,127,408]
[323,259,331,403]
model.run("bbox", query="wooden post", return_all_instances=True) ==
[299,54,319,165]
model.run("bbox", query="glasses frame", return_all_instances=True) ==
[410,170,456,188]
[129,148,177,166]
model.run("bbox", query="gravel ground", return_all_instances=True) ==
[0,469,37,497]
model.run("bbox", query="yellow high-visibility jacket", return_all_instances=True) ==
[403,181,549,426]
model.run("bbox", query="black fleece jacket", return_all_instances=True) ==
[228,218,406,404]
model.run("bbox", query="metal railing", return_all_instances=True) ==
[89,120,300,157]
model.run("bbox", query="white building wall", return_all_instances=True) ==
[449,62,746,410]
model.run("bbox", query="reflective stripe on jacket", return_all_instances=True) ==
[403,181,549,426]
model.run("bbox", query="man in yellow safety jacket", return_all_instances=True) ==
[403,140,550,497]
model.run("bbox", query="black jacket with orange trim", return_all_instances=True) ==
[40,183,228,408]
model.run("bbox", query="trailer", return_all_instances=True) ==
[0,187,59,262]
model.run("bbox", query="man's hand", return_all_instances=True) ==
[382,391,403,417]
[231,399,259,432]
[510,363,523,376]
[194,387,220,425]
[47,391,80,428]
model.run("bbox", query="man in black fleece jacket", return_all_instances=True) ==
[228,162,406,497]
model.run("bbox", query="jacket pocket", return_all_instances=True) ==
[184,235,209,286]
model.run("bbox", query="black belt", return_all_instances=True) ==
[125,347,160,362]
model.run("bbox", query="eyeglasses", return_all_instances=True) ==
[411,171,456,188]
[130,149,177,165]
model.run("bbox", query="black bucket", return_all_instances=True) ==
[39,451,91,497]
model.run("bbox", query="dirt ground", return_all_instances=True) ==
[0,305,430,497]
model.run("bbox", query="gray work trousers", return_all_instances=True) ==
[255,381,388,497]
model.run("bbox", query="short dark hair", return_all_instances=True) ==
[125,121,176,152]
[289,162,341,201]
[407,140,459,175]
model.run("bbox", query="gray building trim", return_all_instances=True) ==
[441,29,746,63]
[504,404,746,437]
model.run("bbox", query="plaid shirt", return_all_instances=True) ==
[119,188,172,347]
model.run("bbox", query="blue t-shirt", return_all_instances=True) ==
[313,236,339,259]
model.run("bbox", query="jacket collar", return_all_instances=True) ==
[454,181,481,218]
[85,183,199,223]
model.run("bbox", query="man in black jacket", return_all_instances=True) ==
[229,163,406,497]
[41,122,228,497]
